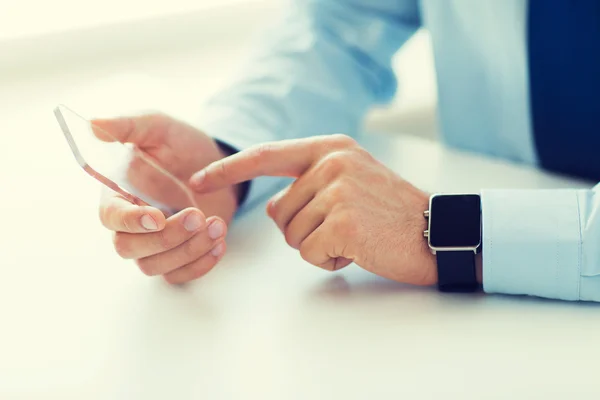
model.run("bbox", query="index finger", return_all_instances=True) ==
[99,188,167,233]
[189,138,319,193]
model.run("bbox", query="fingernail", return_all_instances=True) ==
[211,242,224,257]
[141,214,158,231]
[208,220,225,239]
[184,212,204,232]
[191,170,205,187]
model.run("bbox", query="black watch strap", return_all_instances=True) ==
[436,251,479,292]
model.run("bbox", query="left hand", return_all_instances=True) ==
[190,134,437,286]
[91,113,241,284]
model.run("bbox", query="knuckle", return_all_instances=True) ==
[333,180,351,197]
[299,242,313,264]
[299,242,335,272]
[271,210,285,230]
[266,201,278,220]
[326,153,346,172]
[329,215,345,234]
[102,201,139,232]
[248,143,274,168]
[318,151,351,178]
[163,273,178,285]
[251,142,274,158]
[253,143,276,169]
[112,233,130,258]
[121,212,134,232]
[135,258,155,276]
[191,260,215,280]
[328,133,357,148]
[284,228,300,249]
[334,215,358,241]
[356,146,375,160]
[181,236,200,260]
[269,202,287,228]
[156,230,174,251]
[340,215,356,232]
[323,181,352,205]
[214,159,228,179]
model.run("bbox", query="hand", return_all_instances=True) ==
[93,113,239,284]
[190,134,437,286]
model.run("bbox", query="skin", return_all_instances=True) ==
[96,116,480,286]
[190,134,439,286]
[92,113,239,284]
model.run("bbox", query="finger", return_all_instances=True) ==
[267,185,312,232]
[99,189,166,233]
[283,199,326,249]
[268,157,339,242]
[90,113,171,146]
[299,225,352,272]
[163,240,226,285]
[266,186,290,227]
[112,208,207,259]
[266,156,331,228]
[189,138,322,192]
[136,216,228,276]
[191,134,359,192]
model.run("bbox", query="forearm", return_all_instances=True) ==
[480,187,600,302]
[199,0,421,211]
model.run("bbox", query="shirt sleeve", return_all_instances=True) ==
[197,0,421,213]
[481,185,600,302]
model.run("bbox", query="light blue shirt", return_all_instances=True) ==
[197,0,600,302]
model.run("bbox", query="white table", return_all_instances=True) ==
[2,85,600,399]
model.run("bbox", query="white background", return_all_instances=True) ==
[0,0,253,39]
[0,0,438,138]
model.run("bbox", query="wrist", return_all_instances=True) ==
[423,193,482,291]
[414,190,439,285]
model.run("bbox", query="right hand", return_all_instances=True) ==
[93,113,240,284]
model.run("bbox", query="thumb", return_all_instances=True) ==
[91,118,134,142]
[90,113,171,146]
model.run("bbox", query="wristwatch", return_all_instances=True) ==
[423,193,482,292]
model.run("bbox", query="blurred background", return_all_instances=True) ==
[0,0,438,138]
[0,2,439,387]
[0,3,439,396]
[0,0,440,301]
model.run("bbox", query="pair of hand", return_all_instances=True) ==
[96,114,437,286]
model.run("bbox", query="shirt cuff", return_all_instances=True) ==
[481,189,582,301]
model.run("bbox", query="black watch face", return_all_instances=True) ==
[429,194,481,248]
